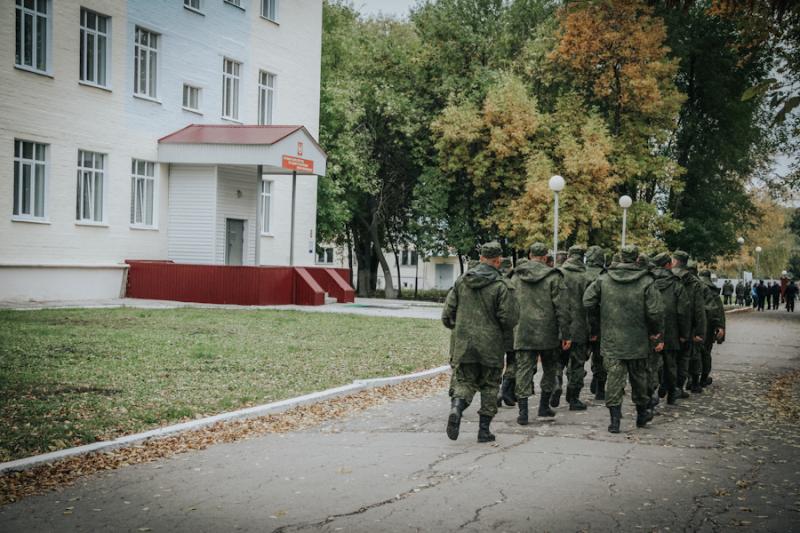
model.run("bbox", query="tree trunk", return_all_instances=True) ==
[370,216,396,299]
[414,255,419,299]
[458,254,464,274]
[346,226,354,289]
[389,235,402,298]
[352,222,373,298]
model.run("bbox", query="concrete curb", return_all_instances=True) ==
[725,307,754,314]
[0,365,451,475]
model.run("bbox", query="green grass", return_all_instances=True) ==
[0,308,449,462]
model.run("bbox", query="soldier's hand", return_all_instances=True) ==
[693,335,704,343]
[679,337,687,343]
[716,328,725,341]
[654,342,665,353]
[589,335,598,342]
[562,339,572,350]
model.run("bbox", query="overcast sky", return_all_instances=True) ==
[355,0,417,18]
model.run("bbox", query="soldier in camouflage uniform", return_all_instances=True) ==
[584,245,665,433]
[686,260,708,393]
[513,242,572,425]
[442,242,519,442]
[498,257,518,407]
[448,259,480,400]
[651,253,691,405]
[670,251,706,398]
[585,246,607,400]
[699,270,726,387]
[555,245,591,411]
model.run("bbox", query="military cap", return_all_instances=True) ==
[529,242,549,257]
[673,250,689,264]
[620,244,639,263]
[568,245,586,258]
[586,245,603,261]
[480,241,503,258]
[653,252,671,267]
[500,257,513,270]
[517,257,529,266]
[687,259,698,272]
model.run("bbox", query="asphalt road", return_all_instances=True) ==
[1,310,798,532]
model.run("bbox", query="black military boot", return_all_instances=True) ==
[550,387,562,408]
[568,388,587,411]
[608,405,621,433]
[538,393,556,417]
[690,375,703,394]
[516,397,529,426]
[666,389,677,405]
[701,373,712,387]
[658,383,667,398]
[595,378,606,401]
[636,404,652,428]
[501,376,517,407]
[446,398,466,441]
[477,414,495,443]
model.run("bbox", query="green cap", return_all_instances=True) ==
[529,242,548,257]
[620,244,639,263]
[517,257,529,266]
[480,241,503,259]
[687,259,698,272]
[653,252,671,267]
[568,245,586,258]
[500,257,513,271]
[673,250,689,264]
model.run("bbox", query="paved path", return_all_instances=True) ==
[1,311,799,532]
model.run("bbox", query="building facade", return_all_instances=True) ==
[1,0,325,301]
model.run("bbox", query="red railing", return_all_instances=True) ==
[306,268,355,303]
[125,261,353,306]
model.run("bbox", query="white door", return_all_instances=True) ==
[225,219,244,265]
[435,263,454,289]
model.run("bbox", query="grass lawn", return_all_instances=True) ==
[0,308,449,462]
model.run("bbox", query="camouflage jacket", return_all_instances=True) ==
[512,260,571,351]
[701,276,726,333]
[559,258,590,343]
[672,266,707,340]
[583,263,664,360]
[652,267,691,350]
[442,263,519,367]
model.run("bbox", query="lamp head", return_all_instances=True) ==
[549,175,565,192]
[755,246,762,253]
[619,195,632,209]
[737,237,744,245]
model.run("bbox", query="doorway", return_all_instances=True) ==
[225,219,245,265]
[435,263,454,289]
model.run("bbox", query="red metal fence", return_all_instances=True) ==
[125,261,354,306]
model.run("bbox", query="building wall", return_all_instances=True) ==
[0,0,323,271]
[168,165,217,264]
[259,172,318,267]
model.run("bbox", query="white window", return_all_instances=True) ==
[317,247,334,264]
[13,140,47,220]
[261,180,272,234]
[261,0,278,21]
[80,8,109,87]
[134,27,158,98]
[401,249,418,266]
[130,159,155,227]
[225,0,242,8]
[76,151,105,223]
[258,71,276,125]
[222,58,241,121]
[15,0,50,73]
[182,84,201,112]
[184,0,201,11]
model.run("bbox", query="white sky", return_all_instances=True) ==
[355,0,417,18]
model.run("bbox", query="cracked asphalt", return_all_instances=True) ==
[1,310,798,532]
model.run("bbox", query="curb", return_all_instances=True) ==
[0,365,451,475]
[725,307,754,314]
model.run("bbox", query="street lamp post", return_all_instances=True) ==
[755,246,762,279]
[619,195,632,248]
[549,175,565,258]
[737,236,744,280]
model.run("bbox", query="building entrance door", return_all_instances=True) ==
[435,263,454,289]
[225,219,245,265]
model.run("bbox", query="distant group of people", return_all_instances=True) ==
[442,242,726,442]
[723,279,798,312]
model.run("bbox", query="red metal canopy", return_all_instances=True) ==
[158,124,304,145]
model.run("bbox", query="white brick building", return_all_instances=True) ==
[1,0,326,301]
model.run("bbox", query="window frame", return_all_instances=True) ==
[260,0,279,23]
[75,150,107,225]
[258,70,276,125]
[130,159,157,229]
[182,83,202,114]
[133,26,159,100]
[317,247,334,265]
[79,7,111,89]
[221,57,242,122]
[14,0,52,76]
[183,0,203,14]
[260,179,273,235]
[224,0,244,10]
[12,139,48,223]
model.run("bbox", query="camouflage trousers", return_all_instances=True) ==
[515,349,558,398]
[689,341,704,377]
[604,357,650,407]
[676,342,700,388]
[452,363,502,417]
[554,348,570,392]
[701,341,714,378]
[566,343,589,393]
[589,340,606,382]
[502,351,517,378]
[660,349,679,392]
[647,349,663,395]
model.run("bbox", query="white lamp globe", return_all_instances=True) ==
[549,175,565,192]
[619,195,633,209]
[782,270,788,276]
[737,237,744,245]
[755,246,762,253]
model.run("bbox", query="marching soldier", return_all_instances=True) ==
[498,257,518,407]
[699,270,726,387]
[584,245,664,433]
[670,251,706,398]
[442,242,519,442]
[513,242,571,425]
[685,260,708,393]
[585,245,607,400]
[556,245,591,411]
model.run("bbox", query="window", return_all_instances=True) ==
[13,140,47,220]
[184,0,201,11]
[261,0,278,21]
[225,0,242,8]
[222,58,241,120]
[130,159,155,227]
[80,8,109,87]
[134,27,158,98]
[15,0,50,73]
[260,180,272,233]
[76,150,105,223]
[182,84,200,112]
[317,247,334,264]
[258,71,276,125]
[401,249,418,266]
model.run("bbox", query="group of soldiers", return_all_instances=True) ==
[442,241,727,442]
